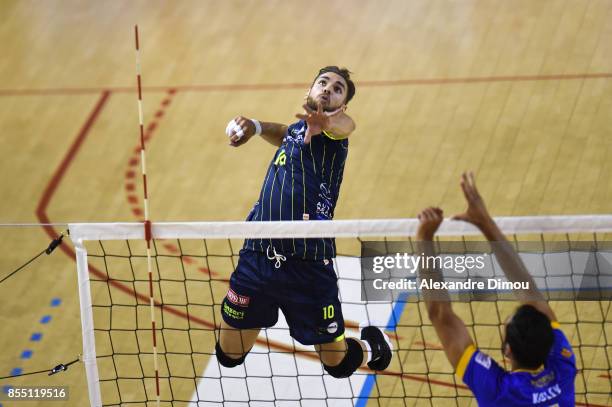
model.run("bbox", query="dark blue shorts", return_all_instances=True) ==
[221,249,345,345]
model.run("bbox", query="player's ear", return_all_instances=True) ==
[502,343,512,359]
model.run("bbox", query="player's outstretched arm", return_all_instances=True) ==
[417,207,474,369]
[226,116,288,147]
[326,110,355,137]
[452,171,556,321]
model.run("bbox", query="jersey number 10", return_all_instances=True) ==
[323,305,335,320]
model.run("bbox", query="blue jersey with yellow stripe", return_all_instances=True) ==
[457,322,577,406]
[244,120,349,260]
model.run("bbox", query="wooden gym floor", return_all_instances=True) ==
[0,0,611,405]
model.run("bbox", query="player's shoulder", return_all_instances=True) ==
[549,322,576,367]
[459,346,506,384]
[459,347,506,403]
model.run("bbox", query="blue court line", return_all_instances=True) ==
[4,297,62,393]
[9,368,22,376]
[356,292,409,407]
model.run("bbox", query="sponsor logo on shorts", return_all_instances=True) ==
[317,321,340,336]
[223,302,245,320]
[227,288,250,307]
[561,348,572,358]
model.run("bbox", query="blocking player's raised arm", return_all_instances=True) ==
[452,171,557,322]
[416,207,474,370]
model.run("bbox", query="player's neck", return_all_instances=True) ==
[511,361,545,374]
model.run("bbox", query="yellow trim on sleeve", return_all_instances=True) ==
[551,321,561,329]
[322,130,349,140]
[333,333,345,342]
[456,344,476,380]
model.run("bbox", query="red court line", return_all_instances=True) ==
[4,72,612,96]
[36,90,111,219]
[121,88,220,278]
[34,91,224,328]
[124,89,174,221]
[34,91,608,407]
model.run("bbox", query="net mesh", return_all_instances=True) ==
[70,220,612,407]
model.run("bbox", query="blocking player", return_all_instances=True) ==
[216,66,392,378]
[416,172,576,406]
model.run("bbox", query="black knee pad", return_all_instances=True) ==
[215,342,248,368]
[323,338,363,378]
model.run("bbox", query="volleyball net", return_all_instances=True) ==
[68,216,612,406]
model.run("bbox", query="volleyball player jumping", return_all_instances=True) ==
[216,66,392,378]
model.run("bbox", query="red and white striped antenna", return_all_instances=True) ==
[134,24,160,406]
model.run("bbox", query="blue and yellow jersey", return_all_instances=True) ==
[457,322,577,406]
[244,120,349,261]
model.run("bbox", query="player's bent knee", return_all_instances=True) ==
[323,338,362,378]
[215,342,248,368]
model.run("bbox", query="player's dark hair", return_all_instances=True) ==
[314,66,356,104]
[505,304,554,369]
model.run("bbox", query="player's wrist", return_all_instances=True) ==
[251,119,262,136]
[478,218,502,239]
[416,231,435,241]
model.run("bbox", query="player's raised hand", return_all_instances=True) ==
[452,171,492,229]
[296,103,326,144]
[295,103,345,144]
[226,116,256,147]
[416,207,444,241]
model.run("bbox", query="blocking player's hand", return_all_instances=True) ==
[452,171,493,229]
[295,103,345,144]
[417,207,444,241]
[226,116,256,147]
